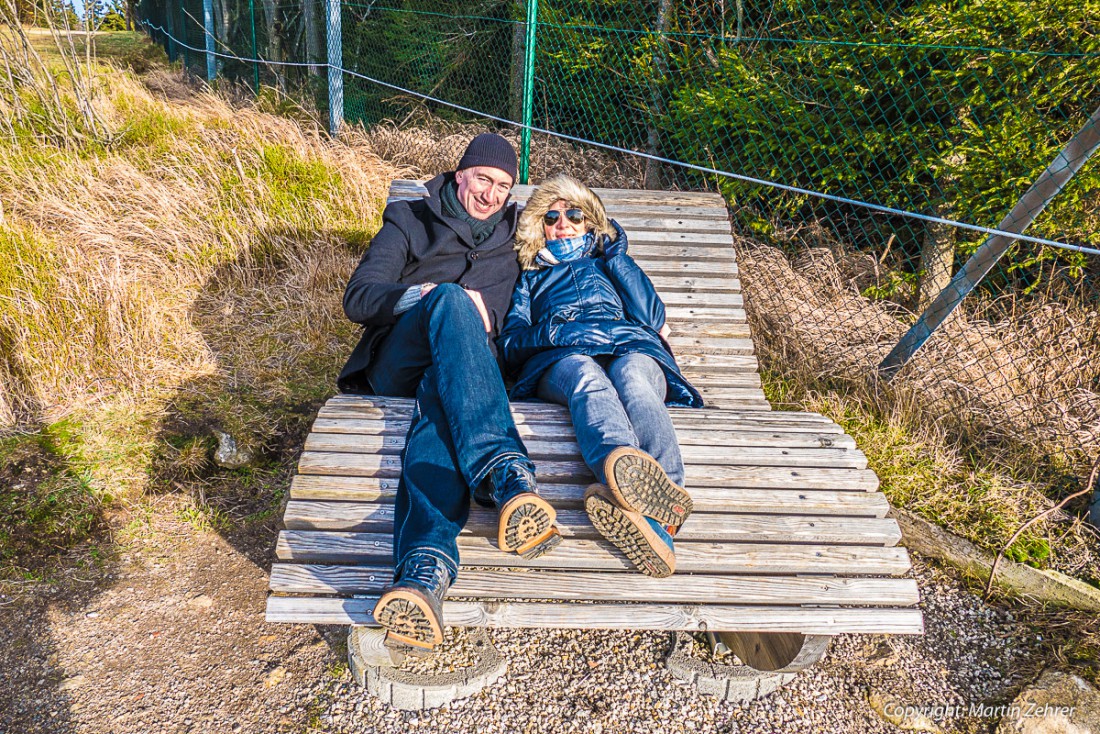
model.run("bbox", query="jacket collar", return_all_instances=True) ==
[423,172,518,248]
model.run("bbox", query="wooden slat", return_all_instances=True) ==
[671,322,753,339]
[265,596,924,634]
[314,405,852,429]
[667,309,747,325]
[288,477,891,515]
[302,434,867,469]
[276,531,912,574]
[630,260,738,277]
[659,291,743,307]
[296,455,878,490]
[386,180,728,207]
[323,396,837,422]
[650,276,743,292]
[633,242,734,257]
[606,217,732,234]
[269,565,920,606]
[281,503,900,544]
[308,418,855,448]
[667,335,755,355]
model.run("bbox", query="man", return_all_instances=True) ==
[338,134,561,653]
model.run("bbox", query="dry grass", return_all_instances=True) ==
[738,233,1100,579]
[0,40,395,497]
[362,110,647,188]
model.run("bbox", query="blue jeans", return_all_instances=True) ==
[536,352,685,486]
[366,284,531,581]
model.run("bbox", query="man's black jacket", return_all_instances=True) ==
[337,172,520,393]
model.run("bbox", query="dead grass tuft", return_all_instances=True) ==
[740,234,1100,579]
[0,45,395,499]
[360,110,646,188]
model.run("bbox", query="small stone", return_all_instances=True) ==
[188,594,214,609]
[263,667,287,688]
[213,431,254,469]
[58,675,88,692]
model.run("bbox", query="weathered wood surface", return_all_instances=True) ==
[289,478,891,516]
[281,502,900,545]
[270,565,919,606]
[266,596,925,633]
[276,530,912,575]
[266,182,922,639]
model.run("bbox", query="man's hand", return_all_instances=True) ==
[464,289,492,332]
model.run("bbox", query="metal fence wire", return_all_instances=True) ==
[136,0,1100,488]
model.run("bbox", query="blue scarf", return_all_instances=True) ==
[536,232,595,268]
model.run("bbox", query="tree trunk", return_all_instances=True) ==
[645,0,672,190]
[260,0,285,90]
[508,0,525,123]
[918,201,956,311]
[213,0,230,75]
[303,0,320,76]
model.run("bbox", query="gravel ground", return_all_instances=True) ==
[0,501,1058,734]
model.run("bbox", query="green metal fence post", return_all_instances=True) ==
[249,0,259,92]
[519,0,538,185]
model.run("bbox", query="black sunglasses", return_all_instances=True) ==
[543,208,585,226]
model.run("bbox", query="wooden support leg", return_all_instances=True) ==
[716,631,833,673]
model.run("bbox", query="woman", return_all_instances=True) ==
[498,175,703,577]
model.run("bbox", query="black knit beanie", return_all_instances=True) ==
[456,133,518,182]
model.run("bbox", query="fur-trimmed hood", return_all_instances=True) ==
[515,175,617,270]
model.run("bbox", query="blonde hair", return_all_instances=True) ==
[515,175,616,270]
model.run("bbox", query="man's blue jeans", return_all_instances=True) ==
[366,284,531,581]
[536,352,685,486]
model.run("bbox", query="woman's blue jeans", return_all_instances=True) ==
[536,353,685,486]
[366,284,531,581]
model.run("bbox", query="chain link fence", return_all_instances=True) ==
[135,0,1100,500]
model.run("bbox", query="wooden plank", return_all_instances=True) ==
[659,291,743,307]
[629,234,730,248]
[308,418,856,448]
[633,244,734,258]
[269,565,920,606]
[590,204,731,219]
[265,596,925,634]
[288,477,891,515]
[296,455,878,490]
[321,397,838,427]
[300,442,867,468]
[671,322,753,339]
[606,217,732,234]
[630,260,738,277]
[276,531,910,574]
[719,632,833,673]
[302,434,867,469]
[667,336,755,355]
[664,310,752,327]
[385,181,727,208]
[281,503,899,544]
[315,404,850,430]
[650,276,743,292]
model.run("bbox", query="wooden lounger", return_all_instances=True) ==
[265,181,922,676]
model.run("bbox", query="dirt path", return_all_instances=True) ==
[0,491,1065,734]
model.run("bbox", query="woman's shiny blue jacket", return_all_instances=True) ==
[497,251,704,407]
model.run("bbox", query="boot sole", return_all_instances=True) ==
[605,447,693,527]
[585,484,675,578]
[498,493,561,559]
[373,587,443,652]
